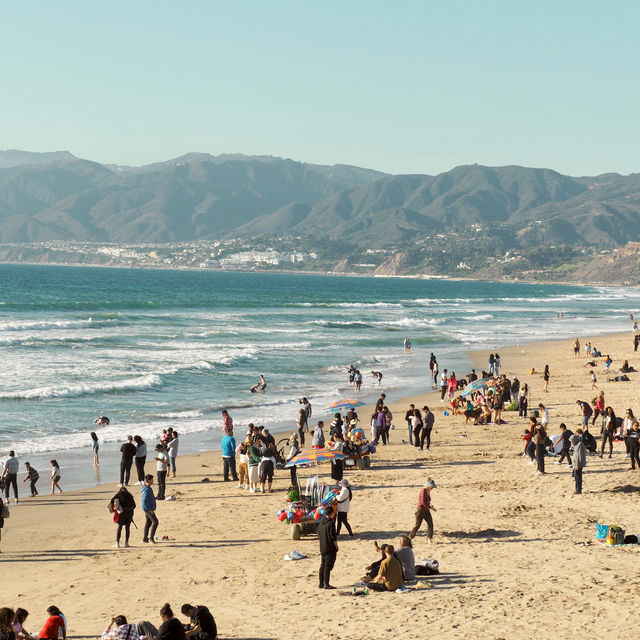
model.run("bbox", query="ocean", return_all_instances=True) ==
[1,264,638,490]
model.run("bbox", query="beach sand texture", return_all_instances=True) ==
[2,331,640,639]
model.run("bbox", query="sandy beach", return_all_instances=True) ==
[2,329,640,639]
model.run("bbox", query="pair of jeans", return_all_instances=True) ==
[135,456,146,482]
[223,457,238,481]
[143,511,159,542]
[319,552,336,587]
[412,424,422,446]
[3,473,18,499]
[156,470,167,500]
[407,423,413,445]
[169,456,176,474]
[336,511,353,536]
[297,427,306,446]
[116,520,131,543]
[519,400,528,418]
[630,441,640,469]
[536,442,546,473]
[574,467,583,494]
[29,479,38,496]
[558,447,572,465]
[421,427,432,450]
[120,460,133,485]
[409,506,433,539]
[601,431,614,456]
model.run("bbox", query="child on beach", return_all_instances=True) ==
[50,460,62,494]
[23,462,39,496]
[590,370,598,389]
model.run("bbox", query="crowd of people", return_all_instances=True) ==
[0,602,217,640]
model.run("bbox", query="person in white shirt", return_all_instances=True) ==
[2,451,20,505]
[154,444,169,500]
[335,479,353,537]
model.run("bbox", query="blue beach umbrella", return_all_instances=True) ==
[323,399,365,412]
[461,378,489,397]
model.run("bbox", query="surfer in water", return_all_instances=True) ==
[251,374,267,393]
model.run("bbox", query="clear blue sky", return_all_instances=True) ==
[2,0,638,176]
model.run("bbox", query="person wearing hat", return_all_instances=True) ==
[335,479,354,537]
[571,434,586,494]
[409,478,437,542]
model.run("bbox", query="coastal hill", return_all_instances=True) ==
[1,150,640,252]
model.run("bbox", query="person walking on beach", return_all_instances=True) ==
[119,436,136,487]
[573,338,580,358]
[600,407,616,459]
[91,432,100,466]
[590,370,598,390]
[221,409,233,436]
[576,400,593,430]
[335,479,354,537]
[405,404,416,445]
[296,408,308,446]
[488,354,495,376]
[591,391,605,426]
[133,435,147,485]
[534,423,547,475]
[543,364,550,392]
[627,422,640,471]
[221,431,238,482]
[50,460,62,494]
[409,478,437,543]
[110,485,136,548]
[141,474,158,544]
[318,505,338,589]
[23,462,39,496]
[166,431,179,479]
[2,451,20,505]
[555,424,573,467]
[494,353,501,376]
[518,383,529,418]
[420,406,434,451]
[439,369,448,402]
[571,434,586,494]
[154,444,168,500]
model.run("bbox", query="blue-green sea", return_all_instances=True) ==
[1,264,637,489]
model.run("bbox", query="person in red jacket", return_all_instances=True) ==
[409,479,437,543]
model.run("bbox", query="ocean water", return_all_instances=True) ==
[0,264,638,490]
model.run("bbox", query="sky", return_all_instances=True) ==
[2,0,639,176]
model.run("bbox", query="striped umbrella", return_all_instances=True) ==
[285,448,350,467]
[323,399,365,412]
[461,378,489,397]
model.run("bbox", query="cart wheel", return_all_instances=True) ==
[356,457,366,470]
[291,524,302,540]
[364,455,371,469]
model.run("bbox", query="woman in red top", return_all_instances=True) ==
[592,391,605,427]
[447,373,457,400]
[38,607,65,640]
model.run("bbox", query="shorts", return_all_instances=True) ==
[248,465,259,483]
[259,460,274,483]
[53,475,61,483]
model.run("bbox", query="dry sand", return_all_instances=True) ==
[2,330,640,639]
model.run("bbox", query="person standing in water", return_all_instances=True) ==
[90,432,99,466]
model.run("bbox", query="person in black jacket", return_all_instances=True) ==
[110,486,136,548]
[157,605,185,640]
[120,436,137,486]
[180,604,216,640]
[317,505,338,589]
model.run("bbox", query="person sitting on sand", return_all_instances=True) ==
[180,604,217,640]
[394,536,416,580]
[38,606,66,640]
[365,544,403,592]
[102,615,140,640]
[363,542,391,581]
[156,604,185,640]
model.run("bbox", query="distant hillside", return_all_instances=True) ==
[1,151,640,249]
[240,165,640,247]
[0,152,386,242]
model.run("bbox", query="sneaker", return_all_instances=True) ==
[236,484,243,488]
[249,488,255,493]
[124,542,130,548]
[113,542,120,548]
[554,461,561,465]
[142,539,149,543]
[244,484,249,490]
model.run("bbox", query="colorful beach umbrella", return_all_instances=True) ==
[461,378,489,397]
[285,448,350,467]
[323,399,365,412]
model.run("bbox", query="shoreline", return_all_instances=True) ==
[1,257,635,287]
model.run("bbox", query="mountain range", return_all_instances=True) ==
[1,149,639,248]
